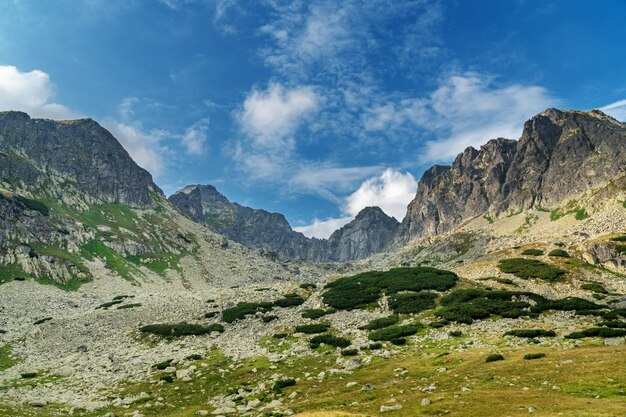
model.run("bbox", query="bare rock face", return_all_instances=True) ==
[583,243,626,273]
[398,109,626,243]
[0,111,161,208]
[170,185,399,261]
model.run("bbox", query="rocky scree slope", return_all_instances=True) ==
[170,184,399,262]
[397,109,626,243]
[0,111,322,288]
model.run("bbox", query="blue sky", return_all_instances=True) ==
[1,0,625,238]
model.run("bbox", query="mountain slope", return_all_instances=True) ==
[169,184,399,261]
[398,109,626,243]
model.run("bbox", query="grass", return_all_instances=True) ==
[504,329,556,338]
[323,267,457,310]
[0,344,19,371]
[82,240,135,281]
[550,202,589,221]
[140,322,224,337]
[0,264,30,285]
[548,248,570,257]
[521,248,544,256]
[581,283,608,294]
[498,258,566,282]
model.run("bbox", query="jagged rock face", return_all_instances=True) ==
[0,111,160,208]
[327,207,399,261]
[399,109,626,242]
[170,185,398,261]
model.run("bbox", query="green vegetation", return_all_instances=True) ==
[20,372,38,378]
[367,342,383,350]
[261,315,277,323]
[548,249,570,257]
[117,303,142,309]
[498,258,566,281]
[581,283,608,294]
[540,297,602,313]
[504,329,556,338]
[222,302,273,323]
[341,348,358,356]
[302,308,335,319]
[185,354,202,361]
[273,293,305,308]
[521,248,544,256]
[273,378,296,394]
[0,344,19,371]
[323,267,457,310]
[359,315,399,331]
[0,264,30,285]
[33,317,52,325]
[523,353,546,360]
[610,235,626,242]
[82,240,135,281]
[299,283,317,290]
[368,323,423,341]
[566,328,626,339]
[550,203,589,221]
[483,214,494,223]
[96,300,123,309]
[599,321,626,329]
[14,195,49,216]
[388,291,437,314]
[140,322,224,337]
[485,354,504,363]
[449,330,463,337]
[153,359,174,370]
[391,338,407,345]
[113,295,134,300]
[204,311,218,318]
[295,323,330,334]
[310,334,350,349]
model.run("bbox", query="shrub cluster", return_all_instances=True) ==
[261,315,278,323]
[96,300,123,309]
[498,258,565,282]
[341,348,358,356]
[222,302,274,323]
[521,249,544,256]
[391,338,407,345]
[153,359,173,370]
[299,283,317,289]
[295,323,330,334]
[388,291,437,314]
[504,329,556,338]
[310,334,350,348]
[368,323,422,341]
[204,311,218,318]
[21,372,38,378]
[580,283,608,294]
[548,249,570,257]
[273,294,305,308]
[33,317,52,325]
[599,320,626,329]
[323,267,457,310]
[14,195,49,216]
[485,354,504,363]
[609,235,626,242]
[565,327,626,339]
[140,322,224,337]
[117,303,142,309]
[523,353,546,360]
[359,315,399,331]
[273,378,296,393]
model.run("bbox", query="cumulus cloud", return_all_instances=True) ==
[0,65,79,119]
[239,82,318,147]
[296,168,416,238]
[181,117,209,155]
[600,99,626,122]
[344,168,417,219]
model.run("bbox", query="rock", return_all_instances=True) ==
[264,400,283,410]
[380,404,403,412]
[29,400,47,408]
[604,337,626,346]
[346,381,358,387]
[211,406,236,415]
[362,384,373,391]
[529,407,537,413]
[196,411,209,416]
[343,357,361,370]
[421,398,431,406]
[247,399,261,409]
[55,365,75,377]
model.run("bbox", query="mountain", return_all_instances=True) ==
[169,184,399,261]
[0,111,316,288]
[397,108,626,243]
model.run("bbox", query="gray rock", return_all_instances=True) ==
[421,398,431,406]
[604,337,626,346]
[29,400,47,408]
[380,404,403,412]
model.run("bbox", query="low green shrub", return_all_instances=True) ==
[580,283,608,294]
[485,354,504,363]
[160,375,174,383]
[609,235,626,242]
[539,297,602,313]
[521,249,544,256]
[185,354,202,361]
[299,283,317,289]
[273,378,296,393]
[96,300,123,309]
[204,311,218,318]
[310,334,350,349]
[13,276,26,281]
[359,315,399,331]
[117,303,142,309]
[341,348,358,356]
[14,196,49,216]
[390,338,407,345]
[34,317,52,325]
[261,315,278,323]
[140,322,224,337]
[603,309,626,320]
[302,309,335,319]
[449,330,463,337]
[388,291,437,314]
[368,323,422,341]
[153,359,173,370]
[20,372,37,378]
[429,320,449,328]
[599,320,626,329]
[368,342,383,350]
[273,333,288,339]
[498,258,565,282]
[524,353,546,360]
[565,327,626,339]
[112,295,134,300]
[504,329,556,338]
[548,249,570,257]
[274,294,305,308]
[222,302,274,323]
[323,267,457,310]
[295,323,330,334]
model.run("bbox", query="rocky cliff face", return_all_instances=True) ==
[169,185,399,261]
[398,109,626,242]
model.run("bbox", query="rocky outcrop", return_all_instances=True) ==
[169,185,399,261]
[0,111,161,208]
[583,243,626,273]
[398,109,626,242]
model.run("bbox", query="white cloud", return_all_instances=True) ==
[600,99,626,122]
[117,96,139,120]
[294,216,353,239]
[0,65,79,119]
[296,168,416,238]
[344,168,416,219]
[239,82,318,147]
[181,117,209,155]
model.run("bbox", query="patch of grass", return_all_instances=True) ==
[273,378,296,394]
[368,323,423,341]
[483,214,494,223]
[388,291,437,314]
[581,283,608,294]
[323,267,457,310]
[523,353,546,360]
[82,240,135,281]
[0,264,30,285]
[550,202,589,221]
[521,248,544,256]
[222,302,274,323]
[13,195,49,216]
[33,317,52,325]
[310,334,350,349]
[302,309,335,319]
[0,344,19,371]
[548,249,570,257]
[498,258,565,282]
[504,329,556,338]
[566,328,626,339]
[140,322,224,337]
[485,354,504,363]
[359,315,400,331]
[295,323,330,334]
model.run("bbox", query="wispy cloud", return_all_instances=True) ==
[294,216,353,239]
[181,117,210,155]
[600,99,626,122]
